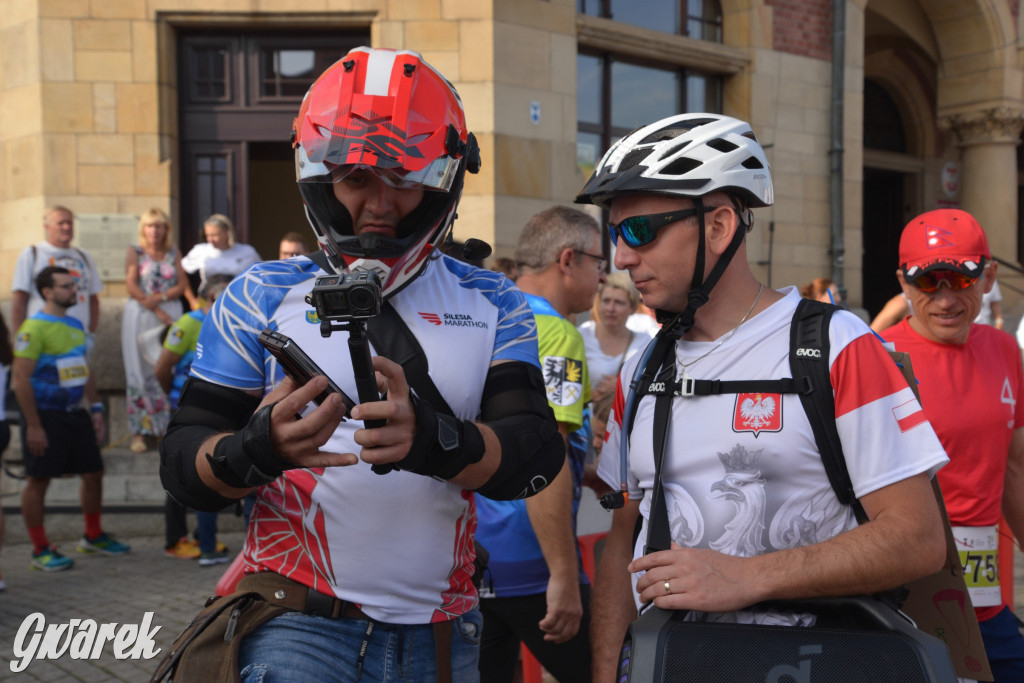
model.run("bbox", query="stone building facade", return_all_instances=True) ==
[2,0,1024,412]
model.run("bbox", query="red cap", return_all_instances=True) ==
[899,209,990,279]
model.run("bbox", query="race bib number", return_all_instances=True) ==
[952,525,1000,607]
[56,356,89,388]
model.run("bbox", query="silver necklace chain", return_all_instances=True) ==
[677,283,764,373]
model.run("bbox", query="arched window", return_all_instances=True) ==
[863,79,907,153]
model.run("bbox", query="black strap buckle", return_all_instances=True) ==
[303,589,343,618]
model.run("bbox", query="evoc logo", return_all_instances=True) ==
[648,381,667,393]
[795,347,821,358]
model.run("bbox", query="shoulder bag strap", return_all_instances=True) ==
[365,301,455,418]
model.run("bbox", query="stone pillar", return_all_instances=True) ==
[939,107,1024,262]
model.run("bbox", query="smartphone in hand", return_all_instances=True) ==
[257,328,356,414]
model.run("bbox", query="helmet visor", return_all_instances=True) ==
[297,151,461,193]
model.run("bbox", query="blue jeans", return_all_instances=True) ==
[195,510,219,553]
[978,606,1024,682]
[238,608,483,682]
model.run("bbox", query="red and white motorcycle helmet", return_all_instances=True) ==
[292,47,480,298]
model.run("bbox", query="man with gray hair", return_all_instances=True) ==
[475,205,606,682]
[11,206,103,338]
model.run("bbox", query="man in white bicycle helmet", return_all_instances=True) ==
[580,114,949,681]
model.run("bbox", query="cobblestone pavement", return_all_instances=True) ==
[0,531,246,681]
[0,531,1022,681]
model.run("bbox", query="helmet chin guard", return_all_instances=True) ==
[292,47,481,298]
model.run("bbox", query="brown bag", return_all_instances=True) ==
[150,582,291,683]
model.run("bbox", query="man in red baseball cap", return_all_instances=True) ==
[885,208,1024,680]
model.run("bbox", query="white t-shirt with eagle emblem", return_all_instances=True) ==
[597,286,948,621]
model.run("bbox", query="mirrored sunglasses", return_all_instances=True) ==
[607,207,714,248]
[908,270,979,293]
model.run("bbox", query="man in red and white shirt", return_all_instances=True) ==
[577,113,950,682]
[884,208,1024,681]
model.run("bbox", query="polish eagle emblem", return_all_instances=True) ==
[732,392,782,436]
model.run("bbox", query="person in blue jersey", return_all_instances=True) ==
[155,278,231,565]
[12,267,130,573]
[476,206,606,682]
[159,47,564,681]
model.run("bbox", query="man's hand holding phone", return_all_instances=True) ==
[261,375,357,469]
[258,328,356,413]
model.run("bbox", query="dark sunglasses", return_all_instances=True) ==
[608,207,715,248]
[907,270,979,293]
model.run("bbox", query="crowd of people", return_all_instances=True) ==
[1,206,303,575]
[0,44,1022,682]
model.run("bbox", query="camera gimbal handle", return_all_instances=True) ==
[347,322,386,429]
[320,320,386,430]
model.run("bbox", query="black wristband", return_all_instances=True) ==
[379,393,486,480]
[205,403,294,488]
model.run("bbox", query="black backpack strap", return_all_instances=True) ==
[644,349,679,556]
[790,298,866,522]
[623,334,677,435]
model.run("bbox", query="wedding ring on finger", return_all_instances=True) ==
[664,580,672,595]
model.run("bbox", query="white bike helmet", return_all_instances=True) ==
[292,47,480,298]
[575,113,772,208]
[576,114,774,336]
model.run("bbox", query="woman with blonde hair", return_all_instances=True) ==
[121,208,189,452]
[578,271,654,453]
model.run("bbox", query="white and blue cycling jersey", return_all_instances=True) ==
[189,253,538,624]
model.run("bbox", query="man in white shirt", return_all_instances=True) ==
[11,206,103,337]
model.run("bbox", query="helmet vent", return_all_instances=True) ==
[638,118,717,146]
[742,131,758,141]
[619,148,650,171]
[706,138,738,153]
[662,157,702,176]
[640,127,686,145]
[741,156,764,169]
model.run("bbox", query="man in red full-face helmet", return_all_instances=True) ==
[160,47,564,681]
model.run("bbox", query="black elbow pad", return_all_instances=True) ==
[473,362,565,500]
[160,378,261,512]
